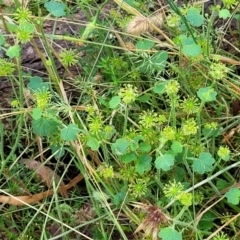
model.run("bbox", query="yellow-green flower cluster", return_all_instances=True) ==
[119,84,138,104]
[178,192,193,207]
[181,118,198,136]
[34,90,51,110]
[165,80,180,96]
[180,97,199,114]
[217,146,230,161]
[166,13,181,28]
[161,126,176,141]
[163,180,184,199]
[222,0,238,9]
[98,164,114,179]
[209,62,229,80]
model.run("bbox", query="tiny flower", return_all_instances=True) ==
[129,178,149,198]
[15,7,32,23]
[217,146,230,161]
[181,118,198,136]
[165,80,180,96]
[59,49,78,67]
[98,164,114,179]
[161,126,176,140]
[213,231,230,240]
[119,84,138,104]
[205,122,218,130]
[0,59,15,76]
[209,62,229,80]
[180,97,199,114]
[166,13,181,28]
[88,116,103,135]
[193,191,204,205]
[163,180,184,199]
[34,90,51,110]
[177,192,193,207]
[11,99,20,108]
[222,0,237,9]
[157,114,167,125]
[139,111,158,128]
[119,166,138,182]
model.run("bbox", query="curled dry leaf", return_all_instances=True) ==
[20,159,68,197]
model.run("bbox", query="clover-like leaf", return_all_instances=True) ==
[109,96,121,109]
[87,136,100,151]
[158,227,182,240]
[182,44,202,57]
[32,107,42,120]
[6,45,21,58]
[135,154,152,175]
[186,8,204,27]
[197,87,217,102]
[27,76,50,92]
[50,145,65,159]
[61,124,80,141]
[136,39,154,50]
[44,0,66,17]
[155,154,174,171]
[111,138,131,155]
[192,152,215,174]
[171,141,183,154]
[219,9,231,19]
[225,188,240,205]
[32,117,59,137]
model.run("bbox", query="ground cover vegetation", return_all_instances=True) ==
[0,0,239,239]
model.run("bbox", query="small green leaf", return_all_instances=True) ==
[197,87,217,102]
[135,154,152,175]
[219,9,231,19]
[155,154,174,171]
[153,82,167,94]
[137,94,150,102]
[32,107,42,120]
[50,145,65,159]
[136,39,154,50]
[158,227,182,240]
[151,51,168,71]
[182,44,202,57]
[192,152,215,174]
[18,22,35,33]
[186,8,204,27]
[120,152,137,163]
[225,188,240,205]
[32,117,59,136]
[87,137,100,151]
[199,212,216,230]
[216,179,229,191]
[6,45,21,58]
[109,96,121,109]
[27,76,50,92]
[171,141,183,154]
[111,138,131,155]
[44,0,66,17]
[61,124,80,141]
[139,142,151,153]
